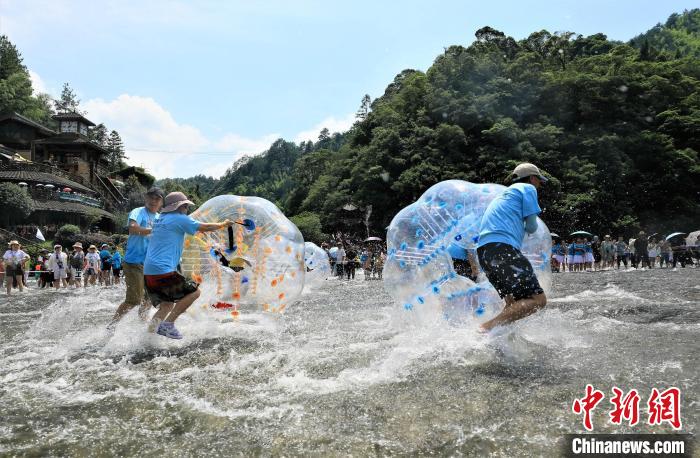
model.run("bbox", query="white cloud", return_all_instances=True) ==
[28,69,51,95]
[82,94,279,179]
[80,93,357,179]
[294,113,356,143]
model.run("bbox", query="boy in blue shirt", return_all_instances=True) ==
[476,163,549,332]
[144,192,234,339]
[111,187,163,325]
[99,244,112,286]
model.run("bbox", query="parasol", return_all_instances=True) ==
[665,232,687,241]
[570,230,593,238]
[364,236,383,242]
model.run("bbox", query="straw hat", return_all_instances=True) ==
[73,242,83,249]
[88,245,97,250]
[9,240,19,247]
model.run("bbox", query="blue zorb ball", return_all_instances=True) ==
[383,180,552,325]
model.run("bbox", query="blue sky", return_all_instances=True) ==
[1,0,695,178]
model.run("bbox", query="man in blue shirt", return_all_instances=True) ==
[144,192,233,339]
[99,244,112,286]
[476,163,549,332]
[111,187,163,324]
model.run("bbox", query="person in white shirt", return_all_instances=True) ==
[85,245,101,287]
[48,244,69,289]
[3,240,29,295]
[335,245,346,278]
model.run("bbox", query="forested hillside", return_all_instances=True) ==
[214,9,700,238]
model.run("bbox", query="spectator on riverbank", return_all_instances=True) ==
[4,241,29,295]
[648,239,658,268]
[659,240,672,268]
[48,244,68,289]
[37,248,52,288]
[69,243,85,288]
[111,248,122,285]
[601,235,615,269]
[85,245,100,286]
[633,231,650,269]
[99,244,112,287]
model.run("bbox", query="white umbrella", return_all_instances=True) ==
[44,184,55,188]
[17,182,28,186]
[686,230,700,247]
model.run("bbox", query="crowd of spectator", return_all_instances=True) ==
[551,231,700,272]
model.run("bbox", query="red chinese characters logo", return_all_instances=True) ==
[648,387,682,430]
[572,384,605,431]
[573,385,682,431]
[609,387,640,426]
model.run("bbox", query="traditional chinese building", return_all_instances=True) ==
[0,111,127,236]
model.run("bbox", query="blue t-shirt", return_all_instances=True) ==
[124,207,159,264]
[112,251,122,269]
[99,249,112,266]
[477,183,542,250]
[143,212,201,275]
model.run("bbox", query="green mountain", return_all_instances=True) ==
[630,9,700,58]
[214,13,700,238]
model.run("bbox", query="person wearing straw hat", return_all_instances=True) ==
[143,191,234,339]
[69,242,86,288]
[85,245,101,286]
[48,244,69,289]
[111,187,163,324]
[3,241,29,295]
[476,162,549,332]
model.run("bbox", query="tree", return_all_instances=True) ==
[290,212,326,244]
[89,123,109,147]
[318,127,330,144]
[356,94,371,121]
[0,183,34,226]
[106,130,127,172]
[55,82,82,114]
[0,35,26,80]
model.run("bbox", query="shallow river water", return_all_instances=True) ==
[1,268,698,456]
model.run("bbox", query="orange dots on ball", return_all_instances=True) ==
[264,247,273,254]
[275,235,282,242]
[285,246,292,254]
[278,292,285,300]
[231,310,240,318]
[290,271,296,278]
[262,303,270,312]
[278,274,284,282]
[232,292,241,300]
[184,239,191,248]
[271,279,278,287]
[192,273,203,284]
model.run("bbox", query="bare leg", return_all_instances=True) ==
[17,275,24,292]
[148,302,175,333]
[480,293,547,332]
[163,289,201,323]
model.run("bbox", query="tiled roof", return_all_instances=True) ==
[0,112,57,136]
[32,199,115,219]
[52,112,96,126]
[0,170,93,193]
[34,133,109,154]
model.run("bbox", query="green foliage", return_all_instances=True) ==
[630,9,700,58]
[155,175,220,207]
[0,182,34,226]
[289,212,326,244]
[106,130,126,172]
[124,175,147,211]
[213,10,700,238]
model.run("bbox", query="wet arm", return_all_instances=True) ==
[128,219,151,236]
[524,214,538,234]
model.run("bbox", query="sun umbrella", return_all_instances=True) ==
[17,182,27,186]
[550,232,560,238]
[647,232,659,240]
[44,184,55,188]
[63,187,72,192]
[36,183,43,187]
[665,232,687,241]
[570,230,593,237]
[364,236,383,242]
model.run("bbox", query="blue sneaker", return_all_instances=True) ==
[156,322,183,339]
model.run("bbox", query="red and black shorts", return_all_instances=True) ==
[144,272,199,306]
[477,242,544,301]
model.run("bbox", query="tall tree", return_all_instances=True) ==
[89,123,109,147]
[106,130,126,172]
[356,94,372,121]
[0,35,26,80]
[55,82,82,114]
